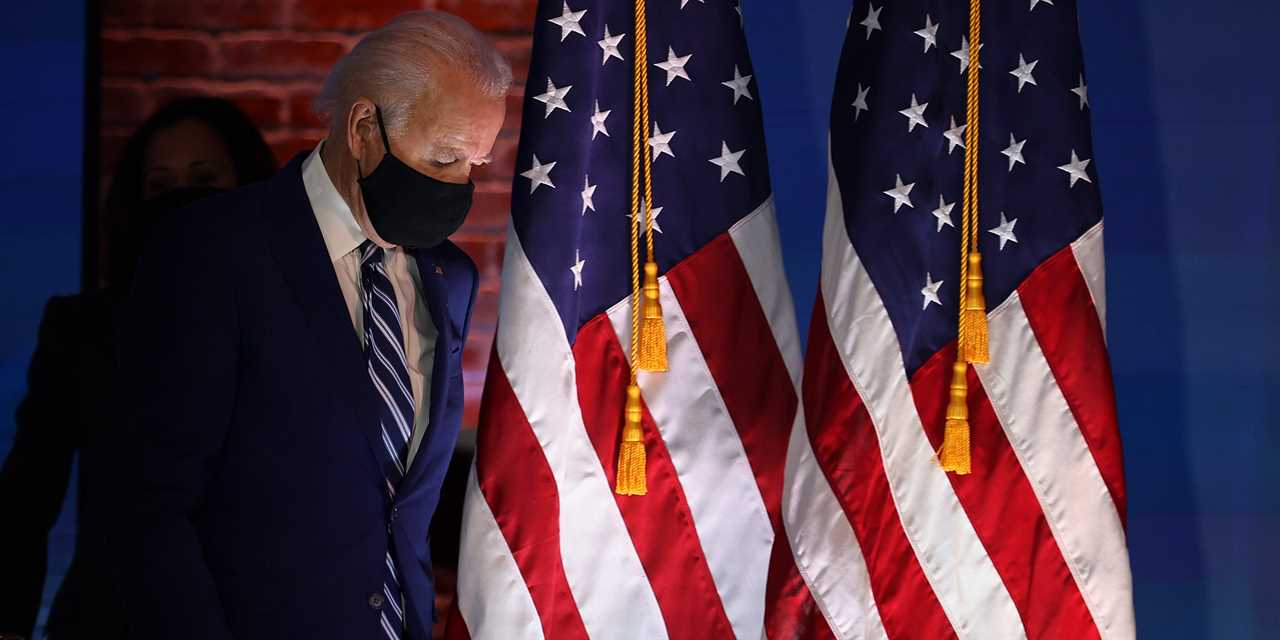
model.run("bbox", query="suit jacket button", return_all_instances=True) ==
[369,592,385,610]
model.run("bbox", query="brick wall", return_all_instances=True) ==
[101,0,536,426]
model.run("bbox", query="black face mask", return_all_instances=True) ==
[357,106,474,249]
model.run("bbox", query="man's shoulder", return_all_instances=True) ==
[162,180,276,241]
[151,169,305,263]
[432,239,479,284]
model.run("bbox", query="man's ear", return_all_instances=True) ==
[345,98,380,171]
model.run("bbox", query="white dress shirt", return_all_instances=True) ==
[302,141,436,465]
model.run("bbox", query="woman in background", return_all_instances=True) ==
[0,97,276,640]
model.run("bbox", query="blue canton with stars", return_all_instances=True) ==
[832,0,1103,377]
[512,0,771,345]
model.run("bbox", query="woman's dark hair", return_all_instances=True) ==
[101,96,278,286]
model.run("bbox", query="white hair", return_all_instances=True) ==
[315,10,512,135]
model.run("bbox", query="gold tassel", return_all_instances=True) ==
[615,384,647,495]
[938,361,972,475]
[636,261,668,372]
[959,252,989,364]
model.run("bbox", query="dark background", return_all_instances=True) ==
[0,0,1276,637]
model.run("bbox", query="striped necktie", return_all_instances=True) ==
[360,240,412,638]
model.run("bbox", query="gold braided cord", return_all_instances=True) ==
[616,0,653,496]
[964,0,982,253]
[959,0,980,342]
[628,12,644,382]
[939,0,985,475]
[636,0,656,262]
[633,0,667,373]
[962,28,977,340]
[959,0,988,367]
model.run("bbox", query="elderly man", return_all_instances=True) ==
[121,11,509,640]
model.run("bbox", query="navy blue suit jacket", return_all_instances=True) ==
[121,154,476,640]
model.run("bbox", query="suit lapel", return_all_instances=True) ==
[266,154,384,477]
[401,248,456,490]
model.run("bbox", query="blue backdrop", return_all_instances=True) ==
[744,0,1280,638]
[1,1,1277,638]
[0,0,85,629]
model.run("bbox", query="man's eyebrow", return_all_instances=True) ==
[420,146,461,161]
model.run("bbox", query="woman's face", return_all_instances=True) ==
[142,118,239,199]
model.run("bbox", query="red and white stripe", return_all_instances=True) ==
[454,199,832,639]
[790,160,1136,639]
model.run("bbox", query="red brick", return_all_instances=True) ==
[227,93,288,129]
[462,385,482,428]
[103,0,153,28]
[471,291,500,332]
[144,83,219,110]
[100,130,133,174]
[103,33,217,78]
[141,83,288,129]
[219,37,348,80]
[470,131,518,185]
[452,231,499,254]
[101,83,149,126]
[501,91,524,134]
[492,35,533,84]
[462,327,494,371]
[453,234,505,283]
[266,130,327,165]
[464,187,512,231]
[436,0,537,34]
[151,0,286,30]
[289,92,330,129]
[461,329,495,425]
[292,0,426,32]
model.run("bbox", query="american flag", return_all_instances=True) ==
[451,0,828,638]
[791,1,1135,638]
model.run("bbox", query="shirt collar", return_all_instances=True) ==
[302,140,367,263]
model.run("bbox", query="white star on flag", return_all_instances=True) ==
[899,93,929,132]
[860,4,882,40]
[521,155,556,193]
[932,194,956,232]
[883,174,915,213]
[1072,74,1090,110]
[1057,149,1093,187]
[649,206,664,234]
[654,46,693,86]
[721,65,753,104]
[914,14,939,52]
[1030,0,1054,10]
[581,175,596,214]
[943,116,966,154]
[708,141,746,181]
[989,212,1019,250]
[1010,53,1039,93]
[921,272,944,310]
[679,0,705,8]
[1002,133,1027,172]
[548,1,586,41]
[852,83,870,120]
[630,200,664,234]
[590,101,611,140]
[534,78,572,118]
[570,249,585,290]
[951,36,981,74]
[597,26,625,66]
[649,123,676,161]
